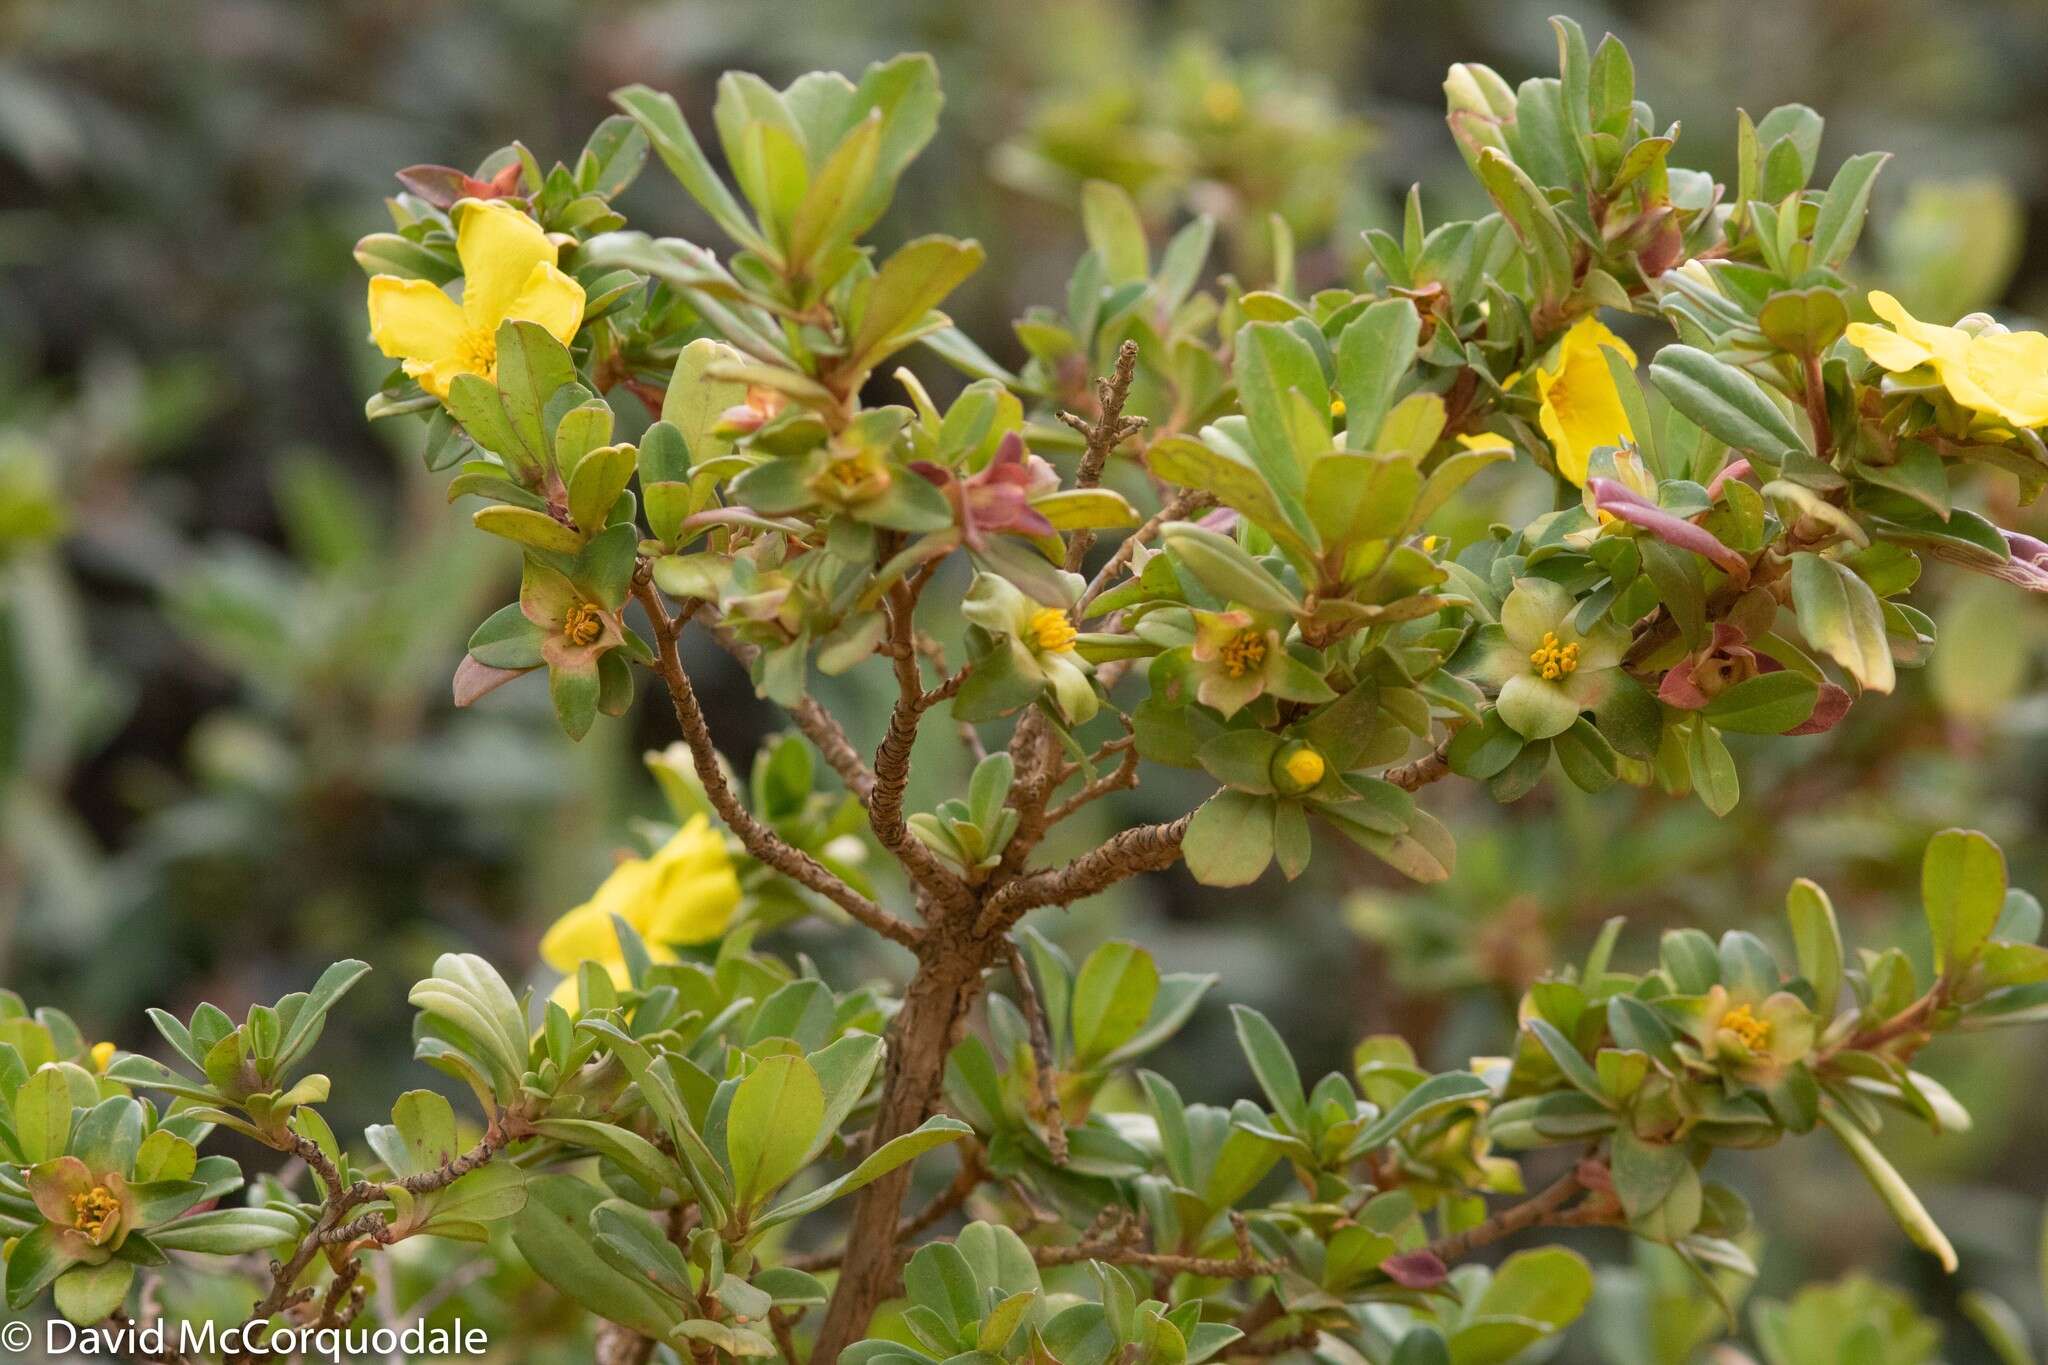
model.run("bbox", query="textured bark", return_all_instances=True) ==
[809,930,991,1362]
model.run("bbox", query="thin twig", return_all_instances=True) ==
[1005,939,1069,1163]
[633,579,923,949]
[978,814,1193,932]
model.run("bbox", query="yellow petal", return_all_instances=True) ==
[1844,321,1932,373]
[1958,330,2048,428]
[456,200,559,330]
[1867,290,1970,356]
[540,858,660,968]
[641,817,742,946]
[1455,432,1514,452]
[368,276,466,367]
[1560,315,1638,370]
[504,262,587,346]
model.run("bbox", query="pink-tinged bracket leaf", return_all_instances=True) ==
[1706,458,1753,500]
[454,655,533,707]
[1380,1249,1448,1289]
[395,163,524,210]
[1589,477,1750,584]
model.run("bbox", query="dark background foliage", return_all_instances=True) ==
[4,1,2047,1358]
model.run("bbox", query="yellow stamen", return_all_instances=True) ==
[1527,630,1580,681]
[1219,629,1268,679]
[1027,607,1077,654]
[454,328,498,382]
[72,1186,119,1240]
[1721,1003,1770,1052]
[1329,398,1347,419]
[563,602,605,647]
[1281,748,1326,788]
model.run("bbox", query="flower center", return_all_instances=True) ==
[1528,630,1580,681]
[563,602,605,647]
[455,327,498,381]
[1721,1003,1770,1052]
[1220,629,1268,678]
[73,1186,119,1240]
[1027,607,1077,654]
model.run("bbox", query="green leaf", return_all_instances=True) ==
[1702,671,1818,734]
[54,1259,133,1325]
[1923,828,2007,976]
[513,1175,683,1340]
[1788,553,1894,693]
[1070,943,1159,1069]
[1162,524,1299,615]
[569,444,638,535]
[1145,437,1298,550]
[1230,1005,1308,1131]
[1233,321,1327,503]
[612,84,767,254]
[1474,148,1572,301]
[1336,299,1421,452]
[1785,878,1844,1010]
[14,1067,72,1163]
[1810,151,1890,269]
[1306,454,1421,549]
[475,505,584,555]
[848,236,985,375]
[727,1053,826,1207]
[150,1208,300,1254]
[1820,1106,1957,1273]
[1342,1072,1492,1159]
[1648,345,1810,465]
[1552,718,1618,792]
[1527,1019,1610,1105]
[1183,790,1276,887]
[1081,180,1149,284]
[755,1116,971,1231]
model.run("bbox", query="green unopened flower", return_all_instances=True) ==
[1465,578,1627,739]
[962,575,1098,724]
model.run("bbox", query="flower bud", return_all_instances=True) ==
[1271,741,1328,796]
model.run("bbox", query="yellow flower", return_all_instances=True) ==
[541,815,742,1010]
[90,1042,116,1073]
[368,200,585,399]
[1533,317,1636,486]
[1846,291,2048,431]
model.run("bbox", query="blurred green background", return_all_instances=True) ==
[5,0,2048,1359]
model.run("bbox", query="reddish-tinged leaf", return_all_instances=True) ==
[454,655,531,707]
[1707,458,1754,499]
[1589,478,1750,583]
[1380,1250,1448,1289]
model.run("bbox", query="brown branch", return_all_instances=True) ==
[1060,339,1147,574]
[865,573,975,908]
[1043,732,1140,826]
[978,814,1193,932]
[1420,1162,1617,1264]
[1385,724,1464,792]
[1005,939,1069,1163]
[634,579,923,950]
[1076,488,1214,619]
[708,618,876,802]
